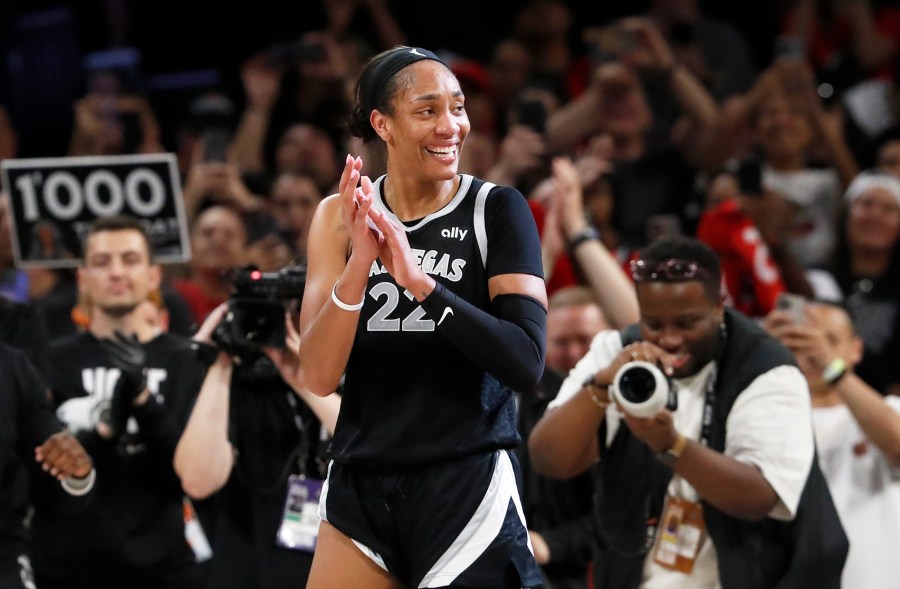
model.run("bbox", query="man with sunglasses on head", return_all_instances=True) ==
[529,235,847,589]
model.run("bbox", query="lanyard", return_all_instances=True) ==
[698,364,718,448]
[285,391,309,477]
[643,362,718,553]
[233,388,309,493]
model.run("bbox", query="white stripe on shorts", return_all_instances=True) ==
[418,450,530,588]
[319,460,390,573]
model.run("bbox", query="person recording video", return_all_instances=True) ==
[529,236,847,589]
[174,284,340,589]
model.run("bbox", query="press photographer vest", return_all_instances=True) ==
[592,308,847,589]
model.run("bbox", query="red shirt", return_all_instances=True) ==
[697,199,786,318]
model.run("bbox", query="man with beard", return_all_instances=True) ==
[29,216,207,589]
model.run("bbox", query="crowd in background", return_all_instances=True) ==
[2,0,900,588]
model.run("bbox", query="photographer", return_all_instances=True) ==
[174,296,339,588]
[529,236,847,589]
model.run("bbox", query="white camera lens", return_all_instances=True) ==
[610,360,670,418]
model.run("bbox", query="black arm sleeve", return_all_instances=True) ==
[420,283,546,393]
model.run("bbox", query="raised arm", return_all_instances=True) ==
[298,155,381,396]
[173,305,235,499]
[551,156,639,328]
[231,54,283,175]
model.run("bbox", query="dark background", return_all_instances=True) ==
[0,0,783,158]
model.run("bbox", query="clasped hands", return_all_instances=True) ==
[340,155,428,294]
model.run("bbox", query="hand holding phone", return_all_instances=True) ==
[203,128,231,163]
[777,293,807,324]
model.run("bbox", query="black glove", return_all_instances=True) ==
[99,331,147,437]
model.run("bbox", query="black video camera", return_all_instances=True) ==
[213,264,306,361]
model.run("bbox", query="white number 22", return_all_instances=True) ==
[366,282,435,332]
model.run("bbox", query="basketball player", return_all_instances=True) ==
[299,46,548,588]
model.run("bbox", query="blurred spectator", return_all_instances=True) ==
[232,32,352,179]
[265,172,324,263]
[321,0,406,52]
[544,285,611,377]
[488,38,535,131]
[783,0,900,87]
[547,19,720,250]
[519,286,609,589]
[174,204,248,326]
[67,71,163,156]
[0,341,95,589]
[876,134,900,177]
[720,58,860,267]
[174,92,238,181]
[645,0,756,101]
[765,301,900,589]
[824,170,900,394]
[272,123,341,194]
[537,157,639,325]
[30,215,206,589]
[512,0,575,91]
[697,172,812,318]
[180,160,277,242]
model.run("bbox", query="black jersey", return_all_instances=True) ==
[30,332,205,589]
[332,175,543,467]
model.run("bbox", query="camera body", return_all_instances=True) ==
[610,361,677,418]
[213,264,306,360]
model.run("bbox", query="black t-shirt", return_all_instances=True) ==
[0,343,75,582]
[332,175,543,467]
[199,367,330,589]
[31,332,205,589]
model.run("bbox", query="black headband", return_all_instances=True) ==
[360,46,446,114]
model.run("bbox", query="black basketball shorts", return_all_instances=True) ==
[319,449,544,588]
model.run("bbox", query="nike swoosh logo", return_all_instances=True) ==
[438,307,454,326]
[410,48,424,56]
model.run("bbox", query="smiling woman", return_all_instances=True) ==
[298,46,548,589]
